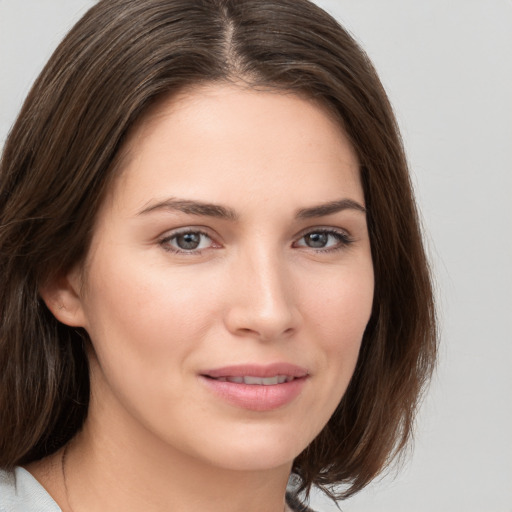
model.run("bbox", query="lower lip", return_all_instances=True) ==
[200,376,307,411]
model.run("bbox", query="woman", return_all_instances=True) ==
[0,1,437,511]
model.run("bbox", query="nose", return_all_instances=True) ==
[223,247,301,342]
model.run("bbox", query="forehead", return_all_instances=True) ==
[105,82,362,214]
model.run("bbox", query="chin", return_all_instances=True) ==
[187,421,319,473]
[208,444,300,472]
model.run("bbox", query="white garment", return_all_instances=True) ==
[0,467,61,512]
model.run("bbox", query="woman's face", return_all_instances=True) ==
[64,83,374,471]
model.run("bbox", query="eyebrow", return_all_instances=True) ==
[295,199,366,219]
[137,197,366,220]
[137,198,239,221]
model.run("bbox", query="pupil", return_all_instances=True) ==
[306,232,327,248]
[177,233,200,250]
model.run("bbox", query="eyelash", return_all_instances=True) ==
[293,229,354,253]
[158,228,354,255]
[159,229,217,255]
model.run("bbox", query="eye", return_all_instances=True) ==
[294,229,353,252]
[160,230,217,253]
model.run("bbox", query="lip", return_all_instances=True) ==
[200,363,309,411]
[202,363,309,379]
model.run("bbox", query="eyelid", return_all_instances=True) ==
[292,226,354,252]
[158,227,222,254]
[156,225,354,255]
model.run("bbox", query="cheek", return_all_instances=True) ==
[275,262,373,444]
[302,261,374,386]
[304,262,374,341]
[81,253,219,368]
[79,254,222,426]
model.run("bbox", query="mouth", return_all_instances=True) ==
[201,363,309,384]
[199,363,309,411]
[204,375,298,385]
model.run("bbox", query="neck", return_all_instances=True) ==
[62,413,292,512]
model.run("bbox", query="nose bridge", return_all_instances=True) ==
[225,241,299,340]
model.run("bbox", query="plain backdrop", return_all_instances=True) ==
[1,1,511,511]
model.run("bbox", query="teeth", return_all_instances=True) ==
[217,375,294,385]
[244,376,277,385]
[226,376,244,384]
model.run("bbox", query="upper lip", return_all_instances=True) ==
[201,363,309,379]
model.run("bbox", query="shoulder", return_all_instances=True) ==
[0,467,61,512]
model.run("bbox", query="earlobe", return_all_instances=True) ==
[39,267,87,328]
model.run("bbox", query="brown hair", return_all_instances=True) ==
[0,0,436,500]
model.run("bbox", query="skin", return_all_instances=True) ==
[34,83,374,512]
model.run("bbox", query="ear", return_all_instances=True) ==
[39,266,87,328]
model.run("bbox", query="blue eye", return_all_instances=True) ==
[161,230,214,253]
[295,230,352,251]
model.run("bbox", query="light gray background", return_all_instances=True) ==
[1,1,511,511]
